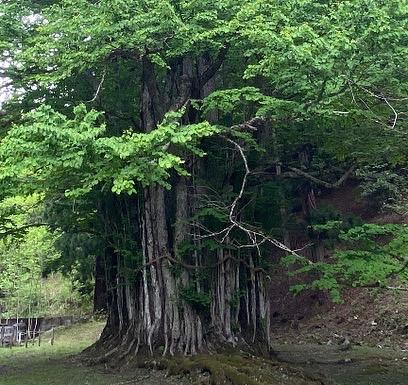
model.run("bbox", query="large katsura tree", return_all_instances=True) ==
[0,0,406,357]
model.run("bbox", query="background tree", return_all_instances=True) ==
[0,195,91,318]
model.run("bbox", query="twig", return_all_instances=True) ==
[87,68,106,103]
[195,136,310,259]
[287,165,356,189]
[386,286,408,291]
[350,81,406,129]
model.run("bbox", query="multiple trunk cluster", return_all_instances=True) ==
[97,57,272,357]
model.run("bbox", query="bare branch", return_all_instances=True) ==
[349,81,406,129]
[195,135,311,259]
[385,286,408,291]
[87,68,107,103]
[287,165,356,189]
[230,117,265,132]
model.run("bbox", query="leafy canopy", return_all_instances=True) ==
[0,105,218,197]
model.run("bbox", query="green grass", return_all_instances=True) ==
[0,320,127,385]
[0,320,190,385]
[3,322,405,385]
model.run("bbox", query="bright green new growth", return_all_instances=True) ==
[285,223,408,302]
[0,104,218,197]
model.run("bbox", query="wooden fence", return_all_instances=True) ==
[0,316,75,347]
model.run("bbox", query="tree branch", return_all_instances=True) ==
[86,68,107,103]
[286,165,356,189]
[199,46,229,87]
[0,223,49,237]
[230,117,265,132]
[194,135,311,260]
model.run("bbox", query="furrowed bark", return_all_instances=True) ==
[97,55,273,358]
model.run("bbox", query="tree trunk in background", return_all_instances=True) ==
[93,254,107,313]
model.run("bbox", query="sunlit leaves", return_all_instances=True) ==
[0,104,219,196]
[202,87,299,120]
[285,223,408,302]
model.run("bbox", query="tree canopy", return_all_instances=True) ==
[0,0,407,356]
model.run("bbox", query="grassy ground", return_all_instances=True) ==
[0,321,324,385]
[1,321,406,385]
[0,321,186,385]
[0,321,112,385]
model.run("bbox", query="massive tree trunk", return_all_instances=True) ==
[98,56,272,357]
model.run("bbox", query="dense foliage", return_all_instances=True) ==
[0,0,407,355]
[0,195,91,317]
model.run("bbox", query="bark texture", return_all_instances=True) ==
[96,57,272,358]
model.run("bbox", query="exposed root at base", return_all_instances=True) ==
[123,352,336,385]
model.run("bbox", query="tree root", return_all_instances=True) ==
[127,352,336,385]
